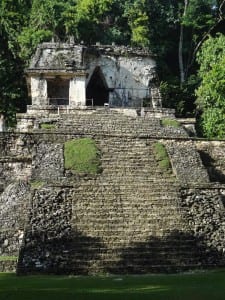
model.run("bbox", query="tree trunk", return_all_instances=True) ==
[179,0,189,85]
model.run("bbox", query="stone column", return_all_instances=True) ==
[151,86,162,108]
[30,76,48,106]
[69,74,86,107]
[0,114,5,132]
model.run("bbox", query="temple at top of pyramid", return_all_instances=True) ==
[26,41,164,114]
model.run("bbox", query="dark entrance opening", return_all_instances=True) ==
[47,78,69,105]
[86,67,109,106]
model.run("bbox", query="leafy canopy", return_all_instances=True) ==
[196,33,225,138]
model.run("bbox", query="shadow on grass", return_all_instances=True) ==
[1,271,225,300]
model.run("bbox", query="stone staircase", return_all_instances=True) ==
[16,111,224,275]
[44,109,187,138]
[64,138,204,274]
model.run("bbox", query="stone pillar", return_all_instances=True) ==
[151,86,162,108]
[69,75,86,107]
[0,114,5,132]
[30,76,48,106]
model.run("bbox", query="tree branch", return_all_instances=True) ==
[187,0,225,72]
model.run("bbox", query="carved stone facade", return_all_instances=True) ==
[26,43,162,113]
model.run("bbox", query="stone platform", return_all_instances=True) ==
[0,109,224,274]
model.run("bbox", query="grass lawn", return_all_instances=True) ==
[0,270,225,300]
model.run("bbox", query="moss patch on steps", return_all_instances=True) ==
[64,138,101,174]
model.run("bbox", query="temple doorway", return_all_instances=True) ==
[86,67,109,106]
[47,78,69,105]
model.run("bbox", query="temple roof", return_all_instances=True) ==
[27,42,155,74]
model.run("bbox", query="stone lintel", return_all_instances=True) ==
[26,70,87,78]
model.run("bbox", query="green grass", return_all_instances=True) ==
[30,180,45,189]
[153,142,172,173]
[0,270,225,300]
[0,256,17,261]
[161,118,181,128]
[40,123,56,130]
[64,138,101,174]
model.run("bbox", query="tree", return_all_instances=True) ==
[124,0,150,47]
[0,0,30,123]
[196,33,225,138]
[0,0,31,56]
[64,0,128,44]
[179,0,225,84]
[18,0,68,62]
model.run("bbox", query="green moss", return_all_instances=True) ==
[40,123,56,130]
[0,256,17,261]
[161,118,180,128]
[30,180,45,189]
[153,142,172,173]
[64,138,101,174]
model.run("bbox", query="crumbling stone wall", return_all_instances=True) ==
[165,140,209,184]
[180,187,225,266]
[196,141,225,183]
[0,182,30,256]
[0,158,32,184]
[0,182,30,271]
[0,133,34,157]
[31,142,64,182]
[18,187,72,273]
[0,133,33,185]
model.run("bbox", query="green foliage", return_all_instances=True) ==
[64,0,129,45]
[153,142,172,173]
[161,118,180,128]
[64,138,102,174]
[0,0,29,121]
[18,28,53,62]
[196,34,225,138]
[160,75,199,117]
[124,0,150,47]
[182,0,215,31]
[0,44,26,125]
[18,0,68,61]
[0,0,225,120]
[0,0,31,56]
